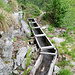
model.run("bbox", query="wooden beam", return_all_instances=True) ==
[41,46,54,50]
[40,52,56,55]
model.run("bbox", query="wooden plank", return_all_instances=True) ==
[48,50,57,75]
[40,52,56,55]
[35,34,46,37]
[41,46,54,50]
[30,55,43,75]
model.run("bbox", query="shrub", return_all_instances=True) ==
[22,3,40,18]
[0,9,20,32]
[42,0,68,27]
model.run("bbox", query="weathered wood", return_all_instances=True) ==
[40,52,56,55]
[35,34,46,37]
[27,18,57,75]
[48,50,57,75]
[30,55,43,75]
[41,46,54,50]
[27,18,36,22]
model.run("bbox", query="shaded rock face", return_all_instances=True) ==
[0,57,12,75]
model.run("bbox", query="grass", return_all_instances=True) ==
[23,48,32,75]
[42,21,47,25]
[0,0,18,13]
[21,3,40,19]
[58,68,73,75]
[0,9,20,32]
[56,60,70,67]
[46,33,56,38]
[51,40,56,44]
[48,26,53,32]
[60,41,67,46]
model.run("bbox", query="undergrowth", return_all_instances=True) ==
[58,68,73,75]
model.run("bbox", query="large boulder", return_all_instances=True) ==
[20,20,31,37]
[14,47,27,69]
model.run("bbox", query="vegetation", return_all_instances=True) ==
[23,3,40,18]
[13,37,17,42]
[0,0,18,13]
[56,60,70,67]
[58,68,73,75]
[51,40,56,44]
[0,9,20,32]
[48,26,54,32]
[23,48,32,75]
[0,0,20,32]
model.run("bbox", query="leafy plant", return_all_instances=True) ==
[23,48,32,75]
[48,26,53,32]
[13,37,17,42]
[51,40,56,44]
[60,41,67,46]
[58,68,73,75]
[56,60,70,67]
[43,0,68,27]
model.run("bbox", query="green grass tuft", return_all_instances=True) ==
[59,68,73,75]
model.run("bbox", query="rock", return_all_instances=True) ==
[0,39,4,48]
[12,29,21,37]
[20,20,31,37]
[54,65,60,74]
[20,71,24,75]
[14,47,27,69]
[71,66,75,75]
[61,29,66,33]
[0,31,4,35]
[62,55,66,60]
[58,55,62,61]
[52,37,65,43]
[4,0,8,4]
[27,45,37,56]
[0,57,12,75]
[2,37,13,61]
[13,70,19,75]
[70,61,75,65]
[54,28,66,34]
[18,11,23,20]
[13,12,19,19]
[22,58,26,69]
[42,25,48,29]
[29,39,34,45]
[54,29,61,35]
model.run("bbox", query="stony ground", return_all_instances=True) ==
[36,17,75,75]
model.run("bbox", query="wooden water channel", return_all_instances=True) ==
[27,18,58,75]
